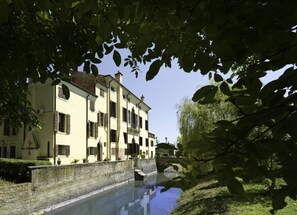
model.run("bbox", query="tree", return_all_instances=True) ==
[176,92,237,177]
[1,0,297,212]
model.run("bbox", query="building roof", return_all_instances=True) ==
[70,71,151,110]
[148,132,155,138]
[103,74,151,110]
[70,72,107,94]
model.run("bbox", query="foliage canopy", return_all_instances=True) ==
[1,0,297,212]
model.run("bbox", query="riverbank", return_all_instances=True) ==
[171,175,297,215]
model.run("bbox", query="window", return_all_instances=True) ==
[111,86,115,92]
[139,136,143,146]
[110,129,116,142]
[104,113,108,128]
[110,101,117,118]
[139,117,143,128]
[128,110,131,124]
[59,113,65,132]
[146,150,148,155]
[90,100,95,111]
[146,138,149,147]
[123,132,128,144]
[57,145,70,156]
[88,121,98,138]
[145,120,148,131]
[122,108,127,122]
[56,112,71,134]
[10,146,16,158]
[111,147,116,155]
[100,89,105,97]
[88,147,97,155]
[3,119,16,136]
[123,94,126,100]
[58,87,66,99]
[131,108,138,129]
[151,140,154,147]
[98,112,104,126]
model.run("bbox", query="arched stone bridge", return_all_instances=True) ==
[155,157,183,172]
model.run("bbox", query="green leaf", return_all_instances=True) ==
[62,84,70,100]
[51,79,60,86]
[113,50,121,67]
[220,81,231,96]
[214,73,223,82]
[83,61,90,73]
[208,72,212,80]
[181,49,195,72]
[91,64,98,76]
[226,78,233,84]
[0,0,9,24]
[115,43,126,49]
[192,85,216,102]
[104,44,113,55]
[272,188,288,212]
[91,58,102,64]
[227,178,247,199]
[146,60,162,81]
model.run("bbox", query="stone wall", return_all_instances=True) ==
[134,158,157,175]
[0,160,134,215]
[0,159,157,215]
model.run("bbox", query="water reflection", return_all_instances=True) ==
[47,173,181,215]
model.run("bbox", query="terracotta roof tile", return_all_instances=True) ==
[70,72,106,93]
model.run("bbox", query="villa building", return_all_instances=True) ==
[0,72,156,164]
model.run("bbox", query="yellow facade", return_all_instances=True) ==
[0,72,156,164]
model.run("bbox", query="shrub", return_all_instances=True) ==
[0,158,51,183]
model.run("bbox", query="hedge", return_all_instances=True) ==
[0,158,51,183]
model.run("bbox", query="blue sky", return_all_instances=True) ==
[94,54,210,144]
[138,65,278,144]
[87,52,284,144]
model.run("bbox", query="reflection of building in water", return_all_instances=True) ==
[49,174,181,215]
[50,176,158,215]
[119,180,157,215]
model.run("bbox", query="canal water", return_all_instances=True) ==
[46,173,182,215]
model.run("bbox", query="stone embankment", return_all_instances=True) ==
[0,158,157,215]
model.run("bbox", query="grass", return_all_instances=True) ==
[171,175,297,215]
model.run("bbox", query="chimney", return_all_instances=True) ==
[115,71,123,84]
[141,95,145,101]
